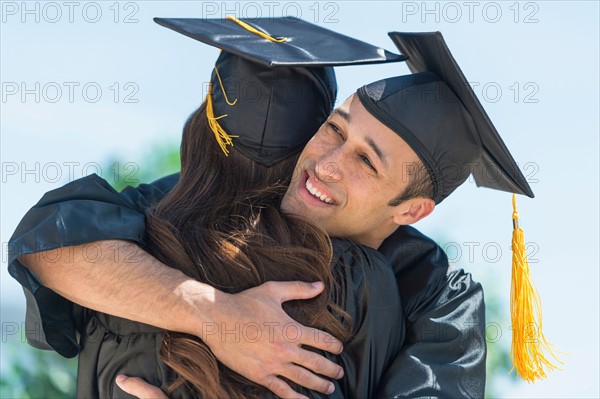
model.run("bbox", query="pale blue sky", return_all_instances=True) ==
[1,1,598,397]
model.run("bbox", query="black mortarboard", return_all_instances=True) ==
[154,16,405,165]
[357,31,534,204]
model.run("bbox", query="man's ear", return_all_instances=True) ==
[392,198,435,225]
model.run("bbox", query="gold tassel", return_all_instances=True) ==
[205,83,238,156]
[510,194,561,382]
[226,15,288,42]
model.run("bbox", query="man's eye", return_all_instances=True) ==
[327,122,342,137]
[361,155,377,173]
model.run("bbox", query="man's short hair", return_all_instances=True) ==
[388,160,434,206]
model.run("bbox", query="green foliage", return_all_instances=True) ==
[103,141,181,192]
[0,340,77,399]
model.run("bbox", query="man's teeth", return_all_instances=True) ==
[306,179,334,204]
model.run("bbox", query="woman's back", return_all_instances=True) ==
[76,237,403,399]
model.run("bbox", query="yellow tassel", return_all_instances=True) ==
[510,194,561,382]
[226,15,287,42]
[213,65,238,106]
[205,83,238,156]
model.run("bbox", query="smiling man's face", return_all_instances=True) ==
[281,94,432,248]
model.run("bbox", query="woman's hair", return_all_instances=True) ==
[146,102,351,398]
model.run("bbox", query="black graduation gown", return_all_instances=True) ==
[8,173,486,398]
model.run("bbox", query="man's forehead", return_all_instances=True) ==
[331,95,353,120]
[332,95,398,144]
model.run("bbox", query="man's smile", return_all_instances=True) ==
[305,179,334,204]
[296,170,338,208]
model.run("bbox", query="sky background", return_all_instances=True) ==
[1,1,599,397]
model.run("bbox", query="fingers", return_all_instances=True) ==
[210,281,345,398]
[282,365,336,395]
[264,280,324,303]
[293,348,344,380]
[262,376,310,399]
[299,326,343,355]
[115,375,168,399]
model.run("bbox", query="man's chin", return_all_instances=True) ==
[280,195,307,218]
[279,194,295,214]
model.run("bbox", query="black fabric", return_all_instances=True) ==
[74,239,402,399]
[154,17,405,67]
[7,174,486,397]
[210,52,336,165]
[76,311,170,399]
[379,226,486,398]
[357,31,534,203]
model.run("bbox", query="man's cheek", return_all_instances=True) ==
[310,133,335,152]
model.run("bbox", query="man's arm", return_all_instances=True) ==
[377,226,486,398]
[20,241,343,397]
[8,173,151,356]
[8,174,344,398]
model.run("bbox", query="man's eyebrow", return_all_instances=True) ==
[366,137,387,167]
[332,108,350,122]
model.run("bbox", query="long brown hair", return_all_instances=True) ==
[146,102,351,398]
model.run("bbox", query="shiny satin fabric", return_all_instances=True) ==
[8,173,486,397]
[378,225,486,398]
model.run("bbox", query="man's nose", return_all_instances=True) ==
[315,149,344,183]
[315,161,340,183]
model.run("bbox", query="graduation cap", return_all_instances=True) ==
[357,31,560,382]
[358,32,533,204]
[154,16,406,166]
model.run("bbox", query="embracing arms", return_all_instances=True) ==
[9,174,487,398]
[8,174,343,398]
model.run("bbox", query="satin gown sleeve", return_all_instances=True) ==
[7,173,178,357]
[376,226,487,398]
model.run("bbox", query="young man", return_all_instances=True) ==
[9,31,529,397]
